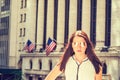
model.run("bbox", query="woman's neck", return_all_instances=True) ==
[74,53,87,63]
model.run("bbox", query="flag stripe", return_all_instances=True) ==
[28,43,35,52]
[46,42,56,54]
[46,38,56,56]
[46,41,56,54]
[23,40,35,52]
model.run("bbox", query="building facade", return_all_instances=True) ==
[0,0,10,69]
[21,52,120,80]
[0,0,120,80]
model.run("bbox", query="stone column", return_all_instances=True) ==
[82,0,91,38]
[26,0,36,41]
[36,0,44,51]
[32,58,39,70]
[23,58,30,69]
[111,0,120,50]
[69,0,77,38]
[46,0,54,41]
[96,0,106,47]
[42,58,49,70]
[56,0,65,51]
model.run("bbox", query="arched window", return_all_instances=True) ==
[49,60,52,70]
[29,76,33,80]
[30,59,32,69]
[38,77,42,80]
[102,61,107,74]
[39,59,42,70]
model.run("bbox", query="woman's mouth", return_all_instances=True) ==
[76,50,81,52]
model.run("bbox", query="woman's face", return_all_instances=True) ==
[72,36,87,55]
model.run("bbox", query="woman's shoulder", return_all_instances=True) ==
[66,56,75,64]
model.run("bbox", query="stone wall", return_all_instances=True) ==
[21,50,120,80]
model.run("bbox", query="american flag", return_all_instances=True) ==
[46,37,56,56]
[23,40,35,53]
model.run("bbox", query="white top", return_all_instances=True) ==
[65,56,95,80]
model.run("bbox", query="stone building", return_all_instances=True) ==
[0,0,120,80]
[21,51,120,80]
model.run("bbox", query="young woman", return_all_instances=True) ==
[45,30,102,80]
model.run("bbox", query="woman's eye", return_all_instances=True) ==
[73,42,78,46]
[80,42,85,47]
[73,42,86,47]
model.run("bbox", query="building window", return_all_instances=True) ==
[21,0,23,9]
[39,60,42,70]
[0,40,8,67]
[102,61,107,74]
[19,28,22,37]
[21,0,27,9]
[23,28,26,37]
[24,0,27,8]
[24,13,26,22]
[20,14,22,23]
[1,0,10,11]
[1,16,9,28]
[0,29,8,35]
[30,59,32,69]
[29,76,33,80]
[19,28,26,37]
[49,60,52,70]
[38,77,42,80]
[20,13,26,23]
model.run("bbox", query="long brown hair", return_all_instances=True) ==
[59,30,102,74]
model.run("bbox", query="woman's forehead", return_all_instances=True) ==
[73,36,86,42]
